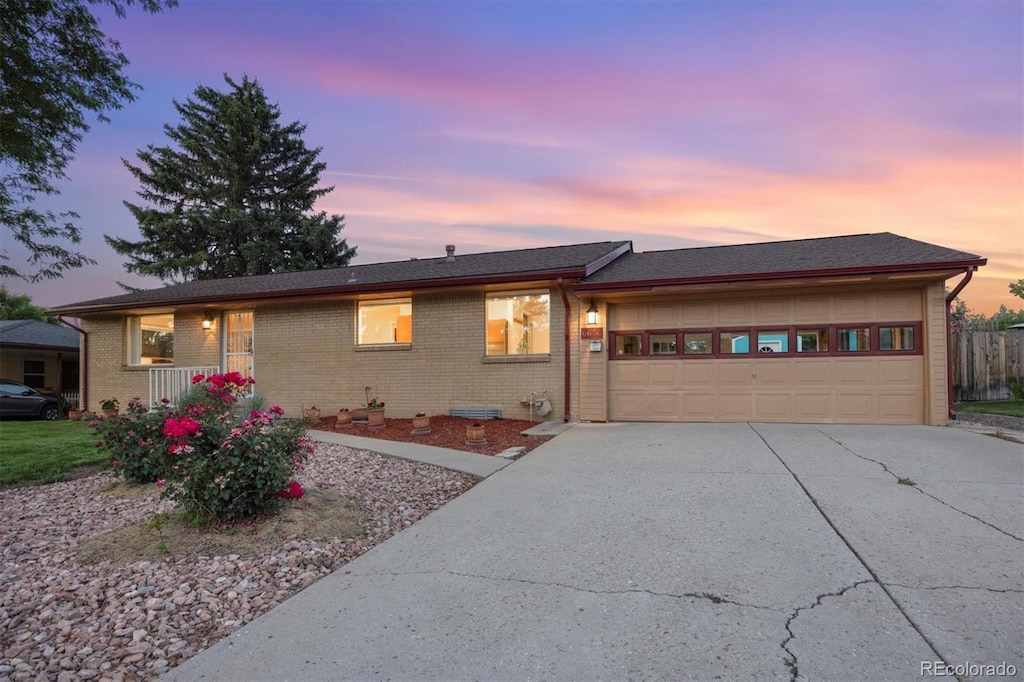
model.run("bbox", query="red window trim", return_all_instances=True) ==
[609,322,923,360]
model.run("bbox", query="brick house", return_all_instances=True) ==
[49,233,984,425]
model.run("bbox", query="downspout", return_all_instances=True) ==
[557,278,571,423]
[60,316,87,412]
[944,268,975,420]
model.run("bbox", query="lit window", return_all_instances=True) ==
[128,314,174,365]
[838,328,870,352]
[486,292,550,355]
[358,299,412,345]
[797,330,829,353]
[719,331,750,355]
[682,332,712,355]
[650,333,677,355]
[880,326,915,351]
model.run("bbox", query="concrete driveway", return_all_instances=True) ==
[168,424,1023,681]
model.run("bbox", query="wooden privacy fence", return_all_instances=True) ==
[952,330,1024,401]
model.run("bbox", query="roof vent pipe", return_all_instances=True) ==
[445,244,455,262]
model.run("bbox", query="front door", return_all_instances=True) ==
[224,312,255,394]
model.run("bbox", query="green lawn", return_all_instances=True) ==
[954,401,1024,418]
[0,420,107,486]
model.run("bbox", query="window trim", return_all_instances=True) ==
[609,322,922,359]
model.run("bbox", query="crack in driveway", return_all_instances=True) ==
[886,583,1024,594]
[370,568,782,611]
[817,430,1022,542]
[748,424,952,676]
[780,579,874,681]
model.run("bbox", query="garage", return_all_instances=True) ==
[605,289,931,424]
[574,233,984,426]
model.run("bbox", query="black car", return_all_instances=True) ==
[0,379,61,420]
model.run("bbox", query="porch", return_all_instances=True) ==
[149,366,220,407]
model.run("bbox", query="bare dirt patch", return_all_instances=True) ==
[78,488,366,564]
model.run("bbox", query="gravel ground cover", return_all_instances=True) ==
[0,442,477,681]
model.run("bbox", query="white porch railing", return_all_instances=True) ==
[149,366,220,408]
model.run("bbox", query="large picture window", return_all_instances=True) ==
[128,314,174,365]
[358,299,412,345]
[486,292,550,355]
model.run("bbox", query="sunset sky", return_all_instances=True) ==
[5,1,1022,313]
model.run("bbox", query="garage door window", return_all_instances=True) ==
[838,328,870,352]
[650,333,677,355]
[614,334,643,357]
[797,329,829,353]
[880,326,915,351]
[682,332,712,355]
[756,330,790,354]
[719,331,749,355]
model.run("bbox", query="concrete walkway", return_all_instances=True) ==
[308,429,512,478]
[167,423,1023,681]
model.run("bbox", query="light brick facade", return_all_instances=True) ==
[80,285,584,420]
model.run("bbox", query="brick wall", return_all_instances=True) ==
[254,288,572,419]
[80,286,580,421]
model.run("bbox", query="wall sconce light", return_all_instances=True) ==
[586,299,599,326]
[202,314,214,331]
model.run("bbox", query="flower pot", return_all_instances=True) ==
[465,423,487,445]
[367,408,386,431]
[101,408,119,418]
[335,410,353,428]
[352,407,368,422]
[304,407,321,423]
[411,415,431,436]
[68,408,84,422]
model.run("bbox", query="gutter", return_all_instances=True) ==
[944,267,976,421]
[557,278,572,423]
[574,259,988,293]
[59,317,87,411]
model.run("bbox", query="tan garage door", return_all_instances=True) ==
[606,291,928,425]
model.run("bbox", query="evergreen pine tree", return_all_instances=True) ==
[106,74,356,281]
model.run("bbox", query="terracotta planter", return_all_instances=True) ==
[411,415,431,436]
[465,423,487,445]
[101,408,119,418]
[366,408,386,431]
[335,410,353,428]
[304,408,322,423]
[352,407,368,422]
[68,408,84,422]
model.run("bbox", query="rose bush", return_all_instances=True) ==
[94,373,311,523]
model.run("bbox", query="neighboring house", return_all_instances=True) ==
[48,233,985,426]
[0,319,81,405]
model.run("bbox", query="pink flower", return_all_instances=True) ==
[191,374,205,384]
[155,479,166,489]
[276,480,305,500]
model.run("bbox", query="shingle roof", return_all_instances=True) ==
[577,232,983,288]
[0,320,80,350]
[50,241,633,314]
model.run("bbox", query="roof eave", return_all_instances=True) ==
[575,259,988,293]
[47,267,593,316]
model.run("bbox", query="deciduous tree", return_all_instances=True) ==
[0,0,176,281]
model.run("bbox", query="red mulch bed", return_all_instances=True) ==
[307,415,548,457]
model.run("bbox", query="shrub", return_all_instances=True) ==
[93,398,174,484]
[1009,377,1024,401]
[95,373,311,524]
